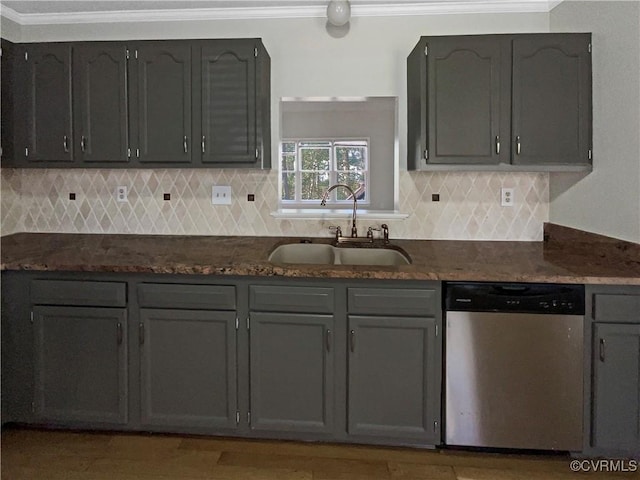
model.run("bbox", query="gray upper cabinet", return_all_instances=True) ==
[408,33,592,171]
[2,38,270,169]
[73,44,129,164]
[33,305,128,425]
[512,35,592,166]
[1,39,16,164]
[139,308,237,430]
[16,43,74,165]
[131,43,192,164]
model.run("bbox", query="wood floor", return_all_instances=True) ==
[0,428,631,480]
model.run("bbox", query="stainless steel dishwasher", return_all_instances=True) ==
[445,282,585,451]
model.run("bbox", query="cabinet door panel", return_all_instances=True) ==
[33,306,127,424]
[73,44,129,163]
[512,35,591,165]
[135,44,192,164]
[426,37,508,165]
[23,44,73,163]
[593,323,640,451]
[348,315,440,443]
[139,309,237,429]
[199,41,257,164]
[249,312,334,434]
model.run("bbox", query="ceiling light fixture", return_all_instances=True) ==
[326,0,351,27]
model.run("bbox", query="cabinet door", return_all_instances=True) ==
[197,40,258,165]
[20,44,74,164]
[139,309,237,430]
[133,44,192,164]
[33,306,127,424]
[348,315,440,443]
[592,323,640,451]
[512,34,591,166]
[249,312,335,434]
[73,44,129,164]
[424,36,509,165]
[1,39,17,164]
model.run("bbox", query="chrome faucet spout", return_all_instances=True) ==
[320,183,358,237]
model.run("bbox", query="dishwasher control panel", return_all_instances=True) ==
[445,282,585,315]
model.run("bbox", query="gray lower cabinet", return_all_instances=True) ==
[347,315,439,442]
[588,286,640,456]
[249,312,335,434]
[33,305,128,425]
[138,308,237,430]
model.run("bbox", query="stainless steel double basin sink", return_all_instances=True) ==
[268,242,411,266]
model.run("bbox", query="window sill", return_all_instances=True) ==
[270,209,409,220]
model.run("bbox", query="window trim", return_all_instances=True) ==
[279,138,370,208]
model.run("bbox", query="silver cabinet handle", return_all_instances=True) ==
[495,135,500,155]
[599,338,605,362]
[326,329,331,352]
[139,322,145,345]
[516,136,521,155]
[63,135,69,153]
[117,322,123,345]
[201,136,206,154]
[183,135,188,153]
[80,136,87,152]
[349,329,356,353]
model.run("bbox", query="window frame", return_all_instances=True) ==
[279,138,370,208]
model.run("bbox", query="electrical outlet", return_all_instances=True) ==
[501,188,514,207]
[116,186,128,203]
[212,186,232,205]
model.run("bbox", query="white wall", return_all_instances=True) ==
[550,0,640,243]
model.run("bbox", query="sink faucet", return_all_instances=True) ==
[320,183,358,238]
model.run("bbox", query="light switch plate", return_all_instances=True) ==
[212,186,232,205]
[501,187,514,207]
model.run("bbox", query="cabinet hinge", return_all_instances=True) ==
[424,45,428,56]
[254,47,258,57]
[588,43,592,54]
[424,149,429,161]
[235,317,239,330]
[30,311,34,324]
[588,149,592,161]
[247,411,251,424]
[24,51,28,61]
[235,411,240,424]
[25,147,29,157]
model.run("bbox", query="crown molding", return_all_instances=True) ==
[0,1,557,26]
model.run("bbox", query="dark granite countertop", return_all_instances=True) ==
[1,224,639,285]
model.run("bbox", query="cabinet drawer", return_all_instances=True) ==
[348,288,436,316]
[137,283,236,310]
[593,294,640,323]
[31,279,126,307]
[250,285,334,313]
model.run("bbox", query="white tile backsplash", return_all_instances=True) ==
[0,168,548,240]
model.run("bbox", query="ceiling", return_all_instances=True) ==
[0,1,563,24]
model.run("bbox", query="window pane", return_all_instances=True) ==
[336,146,366,171]
[281,173,296,201]
[301,172,330,200]
[282,142,296,153]
[336,172,366,201]
[301,148,330,171]
[281,154,295,171]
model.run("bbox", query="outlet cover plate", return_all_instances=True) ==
[116,186,128,203]
[212,186,232,205]
[501,187,514,207]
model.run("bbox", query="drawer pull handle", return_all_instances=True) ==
[116,322,123,345]
[183,135,188,154]
[495,135,500,155]
[63,135,69,153]
[350,329,355,353]
[599,338,605,362]
[139,322,145,345]
[80,136,87,153]
[325,329,331,352]
[515,136,521,155]
[202,136,206,153]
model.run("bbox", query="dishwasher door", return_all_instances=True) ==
[445,311,584,451]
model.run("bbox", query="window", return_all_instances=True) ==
[280,140,369,206]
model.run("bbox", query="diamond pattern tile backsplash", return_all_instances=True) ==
[1,168,548,240]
